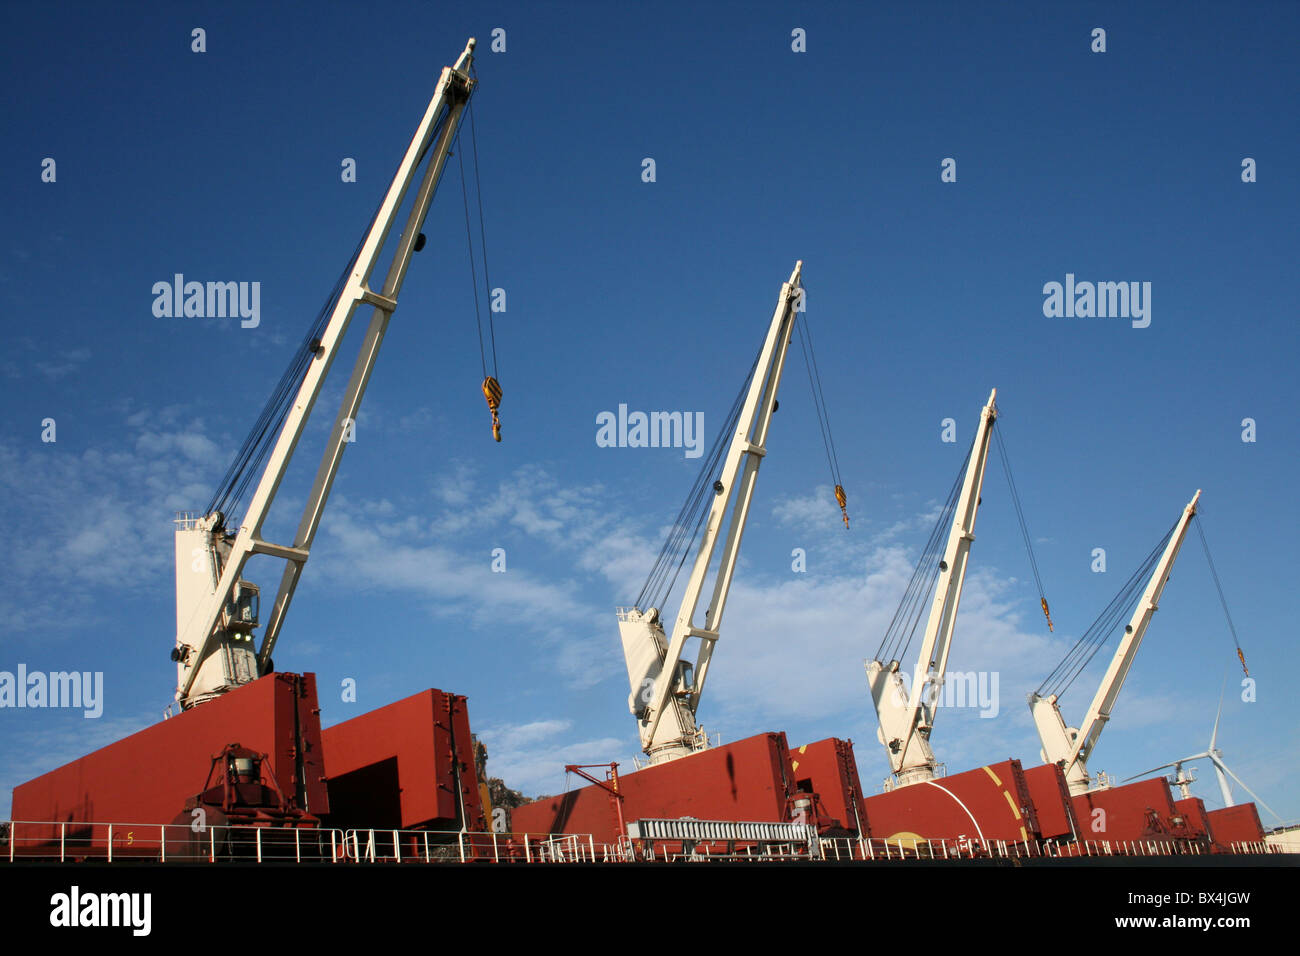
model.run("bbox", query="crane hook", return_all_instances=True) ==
[835,484,849,530]
[481,376,502,442]
[1237,647,1249,676]
[1040,597,1054,633]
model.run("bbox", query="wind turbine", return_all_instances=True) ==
[1125,691,1282,824]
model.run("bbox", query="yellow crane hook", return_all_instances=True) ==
[481,376,502,442]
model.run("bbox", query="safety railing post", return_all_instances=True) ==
[589,834,595,862]
[107,824,113,863]
[160,825,166,863]
[393,829,400,863]
[423,831,430,863]
[256,826,262,864]
[210,826,215,863]
[61,823,66,863]
[295,827,301,863]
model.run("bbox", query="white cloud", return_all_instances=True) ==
[0,407,232,632]
[475,717,631,798]
[34,348,93,381]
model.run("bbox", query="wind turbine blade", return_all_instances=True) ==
[1215,757,1282,823]
[1210,674,1227,750]
[1123,758,1194,783]
[1123,763,1177,782]
[1123,752,1211,784]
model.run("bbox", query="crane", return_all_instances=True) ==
[866,388,998,790]
[617,262,805,765]
[1029,490,1201,795]
[172,39,480,710]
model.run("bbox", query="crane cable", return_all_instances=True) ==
[203,112,445,526]
[992,424,1054,632]
[1036,521,1176,699]
[793,286,849,529]
[634,350,759,613]
[457,90,502,441]
[1195,518,1249,676]
[875,437,973,664]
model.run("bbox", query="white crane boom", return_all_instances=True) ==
[1029,489,1201,795]
[617,261,804,765]
[866,388,998,789]
[173,39,478,709]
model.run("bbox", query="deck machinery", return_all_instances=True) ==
[10,38,495,855]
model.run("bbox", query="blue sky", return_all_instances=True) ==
[2,2,1297,824]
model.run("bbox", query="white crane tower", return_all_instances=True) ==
[617,262,805,765]
[172,40,479,710]
[866,388,998,789]
[1029,490,1201,795]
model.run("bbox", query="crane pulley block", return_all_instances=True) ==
[481,375,502,442]
[835,484,849,529]
[1041,597,1054,632]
